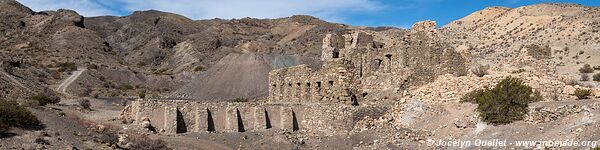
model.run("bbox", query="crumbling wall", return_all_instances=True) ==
[126,99,357,135]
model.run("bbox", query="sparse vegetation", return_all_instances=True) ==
[574,88,592,99]
[79,98,91,110]
[119,84,134,90]
[57,62,77,72]
[138,90,146,99]
[193,66,205,72]
[581,74,589,81]
[95,127,119,147]
[30,94,59,106]
[593,73,600,82]
[511,68,526,74]
[0,100,41,133]
[233,97,248,102]
[472,64,489,77]
[87,64,99,70]
[462,77,542,125]
[127,134,170,150]
[579,64,594,73]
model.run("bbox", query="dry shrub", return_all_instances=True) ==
[128,134,170,150]
[472,64,489,77]
[579,64,594,73]
[581,74,590,81]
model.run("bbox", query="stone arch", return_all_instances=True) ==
[176,109,187,133]
[292,110,299,132]
[236,108,245,132]
[264,109,272,129]
[206,109,215,132]
[372,59,382,71]
[332,50,340,58]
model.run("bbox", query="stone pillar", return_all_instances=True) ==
[254,107,267,130]
[163,106,177,134]
[225,107,237,132]
[195,106,209,132]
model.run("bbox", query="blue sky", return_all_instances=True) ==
[16,0,600,28]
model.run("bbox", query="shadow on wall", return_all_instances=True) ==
[207,109,215,132]
[265,109,272,129]
[236,108,245,132]
[176,109,187,133]
[292,110,299,132]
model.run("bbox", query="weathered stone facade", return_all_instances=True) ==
[123,99,360,135]
[123,21,469,135]
[269,21,467,104]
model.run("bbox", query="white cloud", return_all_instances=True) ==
[17,0,115,17]
[16,0,383,22]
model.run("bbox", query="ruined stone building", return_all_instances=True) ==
[268,21,468,105]
[123,21,469,135]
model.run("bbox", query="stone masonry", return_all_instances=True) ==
[123,21,469,135]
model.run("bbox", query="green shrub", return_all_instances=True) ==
[193,66,205,72]
[233,97,248,102]
[138,91,146,99]
[579,64,594,73]
[574,89,592,99]
[0,100,40,132]
[57,62,77,72]
[462,77,542,125]
[30,94,58,106]
[593,73,600,82]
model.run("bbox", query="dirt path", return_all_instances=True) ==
[0,70,34,93]
[56,68,86,95]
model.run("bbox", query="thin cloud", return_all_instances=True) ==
[17,0,115,17]
[16,0,384,22]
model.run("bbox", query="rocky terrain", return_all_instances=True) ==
[1,0,600,149]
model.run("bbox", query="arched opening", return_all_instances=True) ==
[207,109,215,132]
[351,93,359,106]
[264,109,272,129]
[372,59,382,71]
[332,50,340,58]
[176,109,187,133]
[292,110,299,132]
[236,109,245,132]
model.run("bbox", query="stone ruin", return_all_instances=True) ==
[122,21,469,135]
[269,20,468,105]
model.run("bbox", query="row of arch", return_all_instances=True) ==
[167,106,302,134]
[270,80,337,103]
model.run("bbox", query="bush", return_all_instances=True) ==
[593,73,600,82]
[86,64,99,70]
[138,91,146,99]
[233,97,248,102]
[462,77,542,125]
[128,134,170,150]
[79,99,91,110]
[579,64,594,73]
[574,89,591,99]
[0,100,40,132]
[119,84,134,90]
[511,68,526,74]
[472,65,489,77]
[57,62,77,72]
[581,74,589,81]
[96,128,119,146]
[30,94,58,106]
[193,66,204,72]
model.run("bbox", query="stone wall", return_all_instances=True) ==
[269,21,467,104]
[124,99,356,135]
